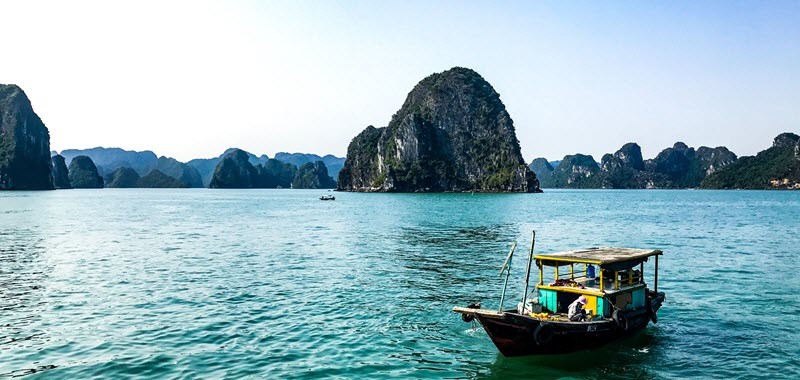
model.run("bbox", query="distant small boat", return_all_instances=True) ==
[320,195,335,201]
[453,231,665,356]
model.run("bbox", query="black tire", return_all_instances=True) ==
[533,323,555,346]
[646,302,658,324]
[612,309,629,331]
[461,313,475,323]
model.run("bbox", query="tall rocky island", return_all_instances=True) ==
[0,84,54,190]
[68,155,104,189]
[338,67,540,192]
[51,154,71,189]
[701,132,800,189]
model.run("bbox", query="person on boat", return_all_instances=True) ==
[568,296,588,321]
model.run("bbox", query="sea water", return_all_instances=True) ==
[1,189,799,379]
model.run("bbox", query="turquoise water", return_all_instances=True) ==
[1,189,799,379]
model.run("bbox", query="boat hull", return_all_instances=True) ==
[470,292,664,357]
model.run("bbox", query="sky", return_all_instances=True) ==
[0,0,798,162]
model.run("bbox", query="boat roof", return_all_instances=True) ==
[534,247,662,266]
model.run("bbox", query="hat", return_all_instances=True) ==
[577,296,587,305]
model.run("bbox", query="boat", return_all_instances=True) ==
[319,195,335,201]
[453,231,665,356]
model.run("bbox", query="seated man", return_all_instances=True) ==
[568,295,588,322]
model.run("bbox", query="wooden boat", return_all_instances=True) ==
[453,232,665,356]
[319,195,335,201]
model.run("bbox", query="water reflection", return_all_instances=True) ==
[480,331,663,379]
[0,226,54,376]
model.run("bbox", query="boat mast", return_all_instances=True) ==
[498,241,517,312]
[521,230,536,310]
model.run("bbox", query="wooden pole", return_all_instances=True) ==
[539,262,543,285]
[640,263,644,284]
[654,255,659,293]
[521,231,536,311]
[599,270,604,291]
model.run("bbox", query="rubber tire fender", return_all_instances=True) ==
[612,309,629,331]
[533,323,555,346]
[646,302,658,324]
[462,302,481,323]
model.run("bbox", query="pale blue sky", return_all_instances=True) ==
[1,0,797,162]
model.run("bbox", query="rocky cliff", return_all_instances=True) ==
[292,161,337,189]
[137,169,188,188]
[68,155,104,188]
[533,141,738,189]
[106,167,141,188]
[539,154,600,188]
[338,67,540,192]
[208,149,297,189]
[209,149,259,188]
[528,158,554,179]
[599,143,653,189]
[0,84,54,190]
[156,156,202,188]
[701,133,800,189]
[188,148,269,187]
[274,152,345,181]
[51,154,71,189]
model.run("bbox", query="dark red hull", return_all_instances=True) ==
[475,293,665,357]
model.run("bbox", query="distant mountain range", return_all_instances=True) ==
[530,133,799,190]
[273,152,345,180]
[54,146,344,189]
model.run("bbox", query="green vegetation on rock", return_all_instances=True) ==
[338,67,540,192]
[106,167,141,188]
[137,169,189,188]
[51,154,71,189]
[156,156,202,188]
[0,84,54,190]
[209,149,298,188]
[274,152,345,181]
[292,161,337,189]
[534,142,738,189]
[68,155,104,189]
[701,133,800,189]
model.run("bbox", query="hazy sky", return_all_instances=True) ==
[1,1,798,162]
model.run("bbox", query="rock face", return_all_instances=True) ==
[0,84,54,190]
[188,148,269,187]
[645,142,737,188]
[106,167,141,188]
[208,149,297,189]
[137,169,188,188]
[702,133,800,189]
[528,158,554,179]
[533,142,738,189]
[68,155,104,188]
[338,67,540,192]
[261,159,297,188]
[274,152,346,181]
[209,149,259,188]
[539,154,600,188]
[292,161,337,189]
[599,143,652,189]
[156,156,202,188]
[51,154,71,189]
